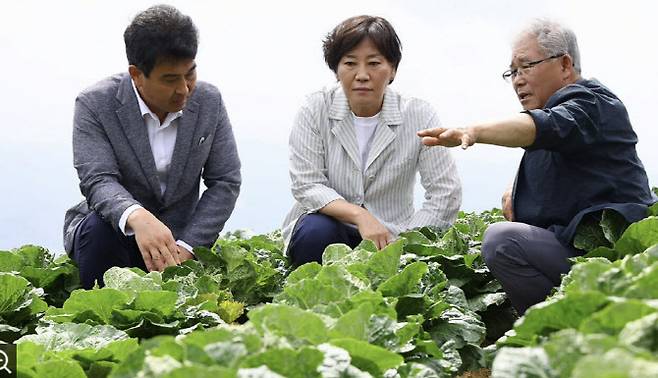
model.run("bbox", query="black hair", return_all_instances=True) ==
[323,15,402,76]
[123,4,198,77]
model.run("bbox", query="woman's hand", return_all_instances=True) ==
[354,210,393,250]
[319,199,393,250]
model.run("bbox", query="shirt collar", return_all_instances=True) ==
[131,79,183,123]
[329,85,402,126]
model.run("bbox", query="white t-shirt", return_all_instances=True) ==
[353,112,379,172]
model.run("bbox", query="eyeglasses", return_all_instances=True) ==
[502,54,565,82]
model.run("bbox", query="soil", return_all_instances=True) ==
[458,368,491,378]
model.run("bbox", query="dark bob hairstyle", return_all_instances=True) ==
[323,15,402,76]
[123,5,198,77]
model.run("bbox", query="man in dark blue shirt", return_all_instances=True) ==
[418,19,654,314]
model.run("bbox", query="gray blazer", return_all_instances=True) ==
[63,73,241,253]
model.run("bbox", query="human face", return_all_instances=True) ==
[509,35,569,110]
[336,38,396,117]
[130,58,197,122]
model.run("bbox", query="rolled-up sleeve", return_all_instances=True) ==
[289,105,343,212]
[525,85,601,154]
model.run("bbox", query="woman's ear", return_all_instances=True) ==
[388,68,397,84]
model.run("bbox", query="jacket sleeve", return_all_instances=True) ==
[405,110,462,231]
[525,85,603,154]
[73,97,140,230]
[288,104,344,212]
[179,91,241,248]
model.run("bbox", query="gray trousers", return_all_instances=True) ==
[481,222,581,314]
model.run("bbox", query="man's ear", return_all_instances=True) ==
[128,65,144,86]
[560,54,575,80]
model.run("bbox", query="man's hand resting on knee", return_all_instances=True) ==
[502,187,515,222]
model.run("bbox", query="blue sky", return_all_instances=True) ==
[1,0,656,253]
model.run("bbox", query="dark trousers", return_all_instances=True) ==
[481,222,581,314]
[288,213,362,267]
[72,212,147,289]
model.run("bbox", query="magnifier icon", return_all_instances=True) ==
[0,349,11,374]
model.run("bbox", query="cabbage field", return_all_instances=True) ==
[2,197,658,377]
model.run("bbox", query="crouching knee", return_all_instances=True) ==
[288,213,343,266]
[481,222,520,267]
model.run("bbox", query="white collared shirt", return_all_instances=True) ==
[117,81,193,253]
[133,81,182,194]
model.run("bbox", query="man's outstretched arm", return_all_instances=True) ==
[417,113,536,149]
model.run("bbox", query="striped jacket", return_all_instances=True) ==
[281,85,462,244]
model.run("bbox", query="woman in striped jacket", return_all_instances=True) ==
[282,15,462,267]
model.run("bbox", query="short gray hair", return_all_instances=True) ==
[517,19,581,75]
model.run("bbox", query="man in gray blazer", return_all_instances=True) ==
[63,5,241,288]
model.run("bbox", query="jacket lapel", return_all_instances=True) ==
[163,99,199,203]
[329,88,361,170]
[115,75,162,199]
[365,88,402,172]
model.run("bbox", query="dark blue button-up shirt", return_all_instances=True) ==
[513,78,654,246]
